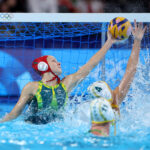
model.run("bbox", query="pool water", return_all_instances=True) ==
[0,100,150,150]
[0,63,150,150]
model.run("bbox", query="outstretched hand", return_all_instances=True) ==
[132,19,147,41]
[107,30,117,44]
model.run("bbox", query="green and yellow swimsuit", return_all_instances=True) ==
[25,81,68,124]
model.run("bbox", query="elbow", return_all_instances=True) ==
[75,71,87,80]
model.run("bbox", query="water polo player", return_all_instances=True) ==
[88,20,146,136]
[0,27,117,124]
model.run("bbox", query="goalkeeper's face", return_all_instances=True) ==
[47,56,62,75]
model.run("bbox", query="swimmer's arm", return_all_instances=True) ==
[113,20,146,104]
[0,82,35,123]
[63,32,116,92]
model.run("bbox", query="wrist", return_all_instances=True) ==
[105,39,113,46]
[134,38,142,43]
[134,39,141,44]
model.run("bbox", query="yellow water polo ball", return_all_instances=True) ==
[108,17,132,40]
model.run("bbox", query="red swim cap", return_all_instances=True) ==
[32,55,60,83]
[32,55,50,75]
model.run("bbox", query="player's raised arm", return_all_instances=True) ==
[63,32,116,92]
[113,20,147,105]
[0,82,36,123]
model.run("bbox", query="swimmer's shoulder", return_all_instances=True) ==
[22,81,39,96]
[17,81,39,104]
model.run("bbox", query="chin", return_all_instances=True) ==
[57,70,62,75]
[59,71,62,75]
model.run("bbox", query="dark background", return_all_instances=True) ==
[0,0,149,13]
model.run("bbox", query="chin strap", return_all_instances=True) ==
[46,69,60,84]
[46,76,60,84]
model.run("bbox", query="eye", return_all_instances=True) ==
[52,60,57,62]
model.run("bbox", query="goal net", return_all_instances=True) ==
[0,13,149,103]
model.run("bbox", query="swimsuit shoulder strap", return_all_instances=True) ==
[35,81,44,109]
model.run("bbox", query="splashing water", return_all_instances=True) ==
[1,54,150,149]
[119,57,150,138]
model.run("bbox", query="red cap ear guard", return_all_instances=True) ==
[32,55,50,75]
[32,55,60,83]
[37,62,48,71]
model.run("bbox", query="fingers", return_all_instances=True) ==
[107,31,109,38]
[133,19,145,31]
[131,26,134,33]
[134,20,142,30]
[107,30,110,35]
[142,25,147,33]
[139,22,143,29]
[134,19,137,30]
[107,30,113,39]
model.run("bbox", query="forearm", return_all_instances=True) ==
[0,113,18,123]
[126,39,141,72]
[116,39,141,104]
[66,39,113,90]
[77,39,113,76]
[88,39,113,68]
